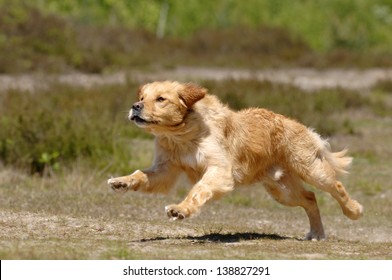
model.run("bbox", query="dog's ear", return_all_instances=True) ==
[179,83,207,108]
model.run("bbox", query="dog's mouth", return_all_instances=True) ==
[130,113,157,126]
[130,115,146,123]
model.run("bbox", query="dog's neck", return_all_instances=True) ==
[153,111,209,151]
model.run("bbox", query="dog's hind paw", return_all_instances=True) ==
[343,199,364,220]
[305,230,326,241]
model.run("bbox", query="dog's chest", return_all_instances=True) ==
[178,149,205,170]
[176,150,207,183]
[180,153,195,167]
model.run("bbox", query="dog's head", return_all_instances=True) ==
[129,81,206,131]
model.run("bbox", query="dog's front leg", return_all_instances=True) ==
[165,166,234,220]
[108,162,179,194]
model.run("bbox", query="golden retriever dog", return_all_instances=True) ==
[108,81,363,240]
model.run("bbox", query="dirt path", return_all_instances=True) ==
[1,67,392,92]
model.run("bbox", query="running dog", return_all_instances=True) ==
[108,81,363,240]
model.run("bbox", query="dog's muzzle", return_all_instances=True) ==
[129,101,154,126]
[130,101,143,121]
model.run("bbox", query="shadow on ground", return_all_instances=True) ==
[134,232,301,244]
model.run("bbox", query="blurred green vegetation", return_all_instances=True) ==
[0,80,390,175]
[11,0,392,52]
[1,0,392,73]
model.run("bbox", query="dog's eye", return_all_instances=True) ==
[140,97,144,101]
[156,97,166,102]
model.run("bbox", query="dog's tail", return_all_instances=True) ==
[310,130,353,176]
[327,148,353,176]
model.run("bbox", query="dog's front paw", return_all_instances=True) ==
[108,177,129,193]
[108,171,145,193]
[165,204,190,220]
[108,176,136,193]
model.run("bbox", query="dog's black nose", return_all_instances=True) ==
[132,102,144,112]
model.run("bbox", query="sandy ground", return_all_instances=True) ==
[0,193,391,259]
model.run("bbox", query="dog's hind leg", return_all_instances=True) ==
[264,170,325,240]
[294,149,363,220]
[286,129,363,220]
[303,173,363,221]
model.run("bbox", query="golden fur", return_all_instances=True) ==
[108,81,363,240]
